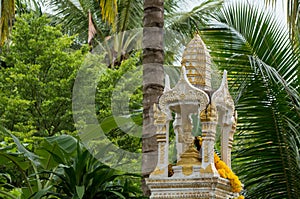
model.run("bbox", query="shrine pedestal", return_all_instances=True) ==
[146,176,238,199]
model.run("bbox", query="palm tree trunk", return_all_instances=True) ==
[0,0,15,46]
[142,0,164,196]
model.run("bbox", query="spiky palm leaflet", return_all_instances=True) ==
[200,2,300,198]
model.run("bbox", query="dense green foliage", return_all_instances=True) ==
[0,0,299,198]
[96,52,142,120]
[0,128,144,198]
[0,13,145,198]
[95,52,142,152]
[0,13,87,136]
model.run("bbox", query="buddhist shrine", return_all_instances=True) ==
[146,35,242,198]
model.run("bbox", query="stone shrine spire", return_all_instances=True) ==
[146,34,242,199]
[181,34,212,90]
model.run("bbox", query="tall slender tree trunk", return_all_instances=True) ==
[142,0,164,196]
[0,0,15,46]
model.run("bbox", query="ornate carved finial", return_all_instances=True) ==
[181,34,212,90]
[153,103,166,125]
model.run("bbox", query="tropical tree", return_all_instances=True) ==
[0,13,88,136]
[45,0,143,43]
[263,0,300,42]
[46,0,225,196]
[200,1,300,198]
[96,52,143,152]
[45,0,104,43]
[141,0,165,195]
[45,0,223,54]
[0,126,78,198]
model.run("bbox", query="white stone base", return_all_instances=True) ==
[146,176,238,199]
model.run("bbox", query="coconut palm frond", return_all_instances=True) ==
[117,0,142,32]
[165,0,223,37]
[264,0,299,42]
[46,0,104,42]
[201,2,300,198]
[99,0,117,26]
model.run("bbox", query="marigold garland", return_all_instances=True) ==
[195,136,243,198]
[214,153,242,193]
[234,196,245,199]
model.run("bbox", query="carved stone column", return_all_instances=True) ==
[150,104,170,178]
[212,70,235,168]
[200,104,219,176]
[222,111,237,168]
[221,122,232,168]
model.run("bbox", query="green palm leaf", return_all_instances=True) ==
[47,0,104,42]
[201,1,300,198]
[117,0,142,32]
[263,0,300,42]
[165,0,223,37]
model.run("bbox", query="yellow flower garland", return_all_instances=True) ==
[214,153,242,193]
[195,136,244,198]
[235,196,245,199]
